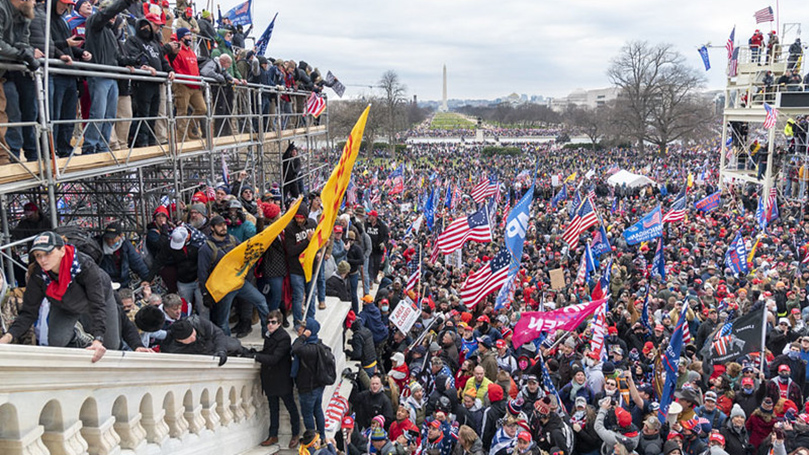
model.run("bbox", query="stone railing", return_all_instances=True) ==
[0,345,268,455]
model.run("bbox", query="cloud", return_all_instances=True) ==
[248,0,808,101]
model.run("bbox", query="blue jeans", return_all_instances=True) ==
[258,276,284,312]
[176,280,202,316]
[298,387,325,441]
[349,273,360,315]
[289,273,314,324]
[84,77,118,154]
[211,281,269,336]
[50,75,78,157]
[4,71,38,161]
[268,393,300,438]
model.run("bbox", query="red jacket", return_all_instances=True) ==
[170,44,202,87]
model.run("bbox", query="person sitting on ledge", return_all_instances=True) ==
[161,315,251,366]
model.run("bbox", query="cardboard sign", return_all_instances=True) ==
[550,268,566,290]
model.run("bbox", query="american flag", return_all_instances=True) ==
[729,47,739,77]
[562,196,600,248]
[460,248,510,309]
[324,382,349,432]
[662,184,687,223]
[470,177,498,203]
[711,321,734,356]
[763,103,778,129]
[429,241,440,263]
[587,185,596,202]
[726,26,735,60]
[435,206,492,254]
[499,197,511,229]
[305,92,327,118]
[538,353,566,415]
[405,247,421,292]
[681,310,692,345]
[754,6,774,23]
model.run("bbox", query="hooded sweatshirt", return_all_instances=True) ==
[291,318,322,393]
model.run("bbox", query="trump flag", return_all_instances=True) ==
[623,205,663,245]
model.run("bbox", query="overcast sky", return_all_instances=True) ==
[246,0,808,101]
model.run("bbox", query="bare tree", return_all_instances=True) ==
[564,105,611,146]
[379,70,407,154]
[329,97,380,152]
[607,41,709,152]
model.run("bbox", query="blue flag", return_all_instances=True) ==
[695,191,721,213]
[425,188,435,232]
[623,205,663,245]
[495,167,536,310]
[445,183,453,209]
[725,231,748,276]
[591,224,611,257]
[551,184,567,208]
[255,13,278,56]
[569,190,581,220]
[221,0,252,26]
[658,304,687,424]
[641,287,652,332]
[651,237,666,282]
[698,45,711,71]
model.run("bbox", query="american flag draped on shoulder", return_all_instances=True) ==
[460,248,510,309]
[435,206,492,255]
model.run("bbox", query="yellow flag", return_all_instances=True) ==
[687,173,694,189]
[748,235,764,266]
[300,106,370,281]
[206,197,303,301]
[564,172,577,183]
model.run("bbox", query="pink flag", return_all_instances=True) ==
[512,298,607,347]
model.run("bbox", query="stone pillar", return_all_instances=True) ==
[41,421,89,455]
[0,426,50,455]
[216,399,233,427]
[112,413,146,451]
[80,417,121,455]
[183,404,206,435]
[200,403,221,432]
[164,404,189,440]
[140,409,169,446]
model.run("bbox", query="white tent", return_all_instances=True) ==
[606,169,656,188]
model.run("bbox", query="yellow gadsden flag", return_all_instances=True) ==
[300,105,370,281]
[206,197,303,301]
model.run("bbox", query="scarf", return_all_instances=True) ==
[42,245,81,301]
[568,380,585,401]
[299,433,320,455]
[103,240,123,255]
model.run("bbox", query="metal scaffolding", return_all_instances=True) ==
[0,58,333,286]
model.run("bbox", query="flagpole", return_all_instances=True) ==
[416,244,423,302]
[759,306,768,375]
[302,245,327,322]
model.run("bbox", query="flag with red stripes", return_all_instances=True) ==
[470,177,498,203]
[662,184,687,223]
[435,206,492,254]
[305,92,327,118]
[562,196,599,248]
[460,248,510,309]
[763,103,778,130]
[405,248,421,293]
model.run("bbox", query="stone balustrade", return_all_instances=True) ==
[0,345,268,455]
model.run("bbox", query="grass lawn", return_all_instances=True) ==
[430,112,476,130]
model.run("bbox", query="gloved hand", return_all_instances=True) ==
[17,47,39,71]
[216,351,228,366]
[202,291,216,309]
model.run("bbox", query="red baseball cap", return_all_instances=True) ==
[145,12,165,25]
[428,420,441,429]
[779,364,791,373]
[517,431,532,442]
[709,433,725,445]
[368,210,378,217]
[741,377,754,386]
[477,315,490,323]
[341,415,355,429]
[495,340,506,349]
[333,225,343,233]
[615,407,632,428]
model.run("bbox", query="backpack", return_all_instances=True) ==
[54,226,103,264]
[314,342,337,388]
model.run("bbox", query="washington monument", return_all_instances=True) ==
[441,64,448,112]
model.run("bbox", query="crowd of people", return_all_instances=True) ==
[5,131,809,455]
[0,0,333,165]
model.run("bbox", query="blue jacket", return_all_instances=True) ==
[228,220,256,243]
[98,239,151,286]
[360,303,389,344]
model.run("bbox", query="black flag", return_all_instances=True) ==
[700,307,765,365]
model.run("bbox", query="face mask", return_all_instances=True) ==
[381,305,389,312]
[789,350,800,360]
[585,358,595,367]
[137,27,151,39]
[780,373,791,380]
[743,387,753,395]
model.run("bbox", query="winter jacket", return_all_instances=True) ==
[259,236,287,278]
[98,238,152,286]
[351,388,394,431]
[360,303,388,344]
[326,274,351,301]
[197,233,239,288]
[153,241,200,284]
[0,0,31,78]
[574,418,605,455]
[255,327,294,397]
[481,398,506,448]
[198,55,233,84]
[559,381,595,413]
[720,421,753,455]
[458,402,484,436]
[452,437,485,455]
[463,377,493,403]
[86,0,139,68]
[123,18,172,74]
[10,251,116,342]
[745,409,776,448]
[532,412,573,455]
[167,42,202,85]
[348,319,376,369]
[346,242,364,274]
[290,319,322,393]
[161,315,229,355]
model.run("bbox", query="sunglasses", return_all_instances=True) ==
[267,320,279,325]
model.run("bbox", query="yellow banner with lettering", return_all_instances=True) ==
[206,197,302,301]
[300,105,370,281]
